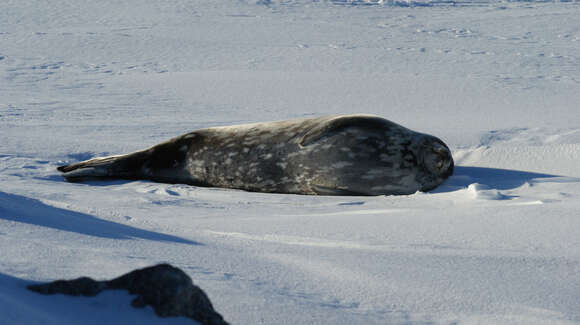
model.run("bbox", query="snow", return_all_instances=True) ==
[1,0,579,324]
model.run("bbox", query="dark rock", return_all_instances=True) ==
[28,276,105,296]
[28,264,229,325]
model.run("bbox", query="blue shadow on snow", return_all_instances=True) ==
[433,166,557,193]
[0,191,200,245]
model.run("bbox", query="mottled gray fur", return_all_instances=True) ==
[58,115,454,196]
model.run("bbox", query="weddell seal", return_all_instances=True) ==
[58,114,454,196]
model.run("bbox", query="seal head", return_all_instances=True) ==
[415,137,454,192]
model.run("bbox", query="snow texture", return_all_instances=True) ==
[1,0,579,324]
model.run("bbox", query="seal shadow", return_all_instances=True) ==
[432,166,557,193]
[0,191,200,245]
[41,174,132,186]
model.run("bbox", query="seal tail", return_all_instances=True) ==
[57,151,149,181]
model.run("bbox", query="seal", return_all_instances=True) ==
[58,114,454,196]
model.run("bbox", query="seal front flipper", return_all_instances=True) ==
[310,184,367,196]
[300,114,394,147]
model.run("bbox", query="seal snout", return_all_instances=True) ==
[432,143,454,177]
[423,141,454,179]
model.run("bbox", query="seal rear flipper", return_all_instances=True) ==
[57,152,149,181]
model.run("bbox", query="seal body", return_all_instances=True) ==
[58,115,454,196]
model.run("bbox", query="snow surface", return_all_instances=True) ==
[1,0,579,324]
